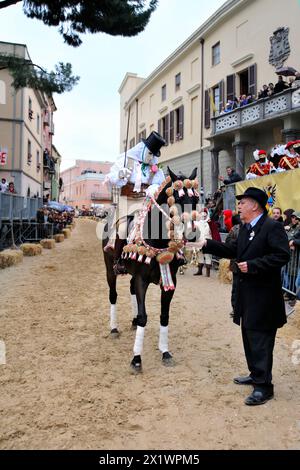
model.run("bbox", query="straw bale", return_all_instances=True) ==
[40,239,56,249]
[218,259,233,284]
[20,243,42,256]
[0,249,23,269]
[62,228,71,239]
[54,234,65,243]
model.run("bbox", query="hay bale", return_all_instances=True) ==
[62,228,71,239]
[20,243,42,256]
[40,239,56,249]
[0,249,23,269]
[54,234,65,243]
[218,259,233,284]
[66,224,73,231]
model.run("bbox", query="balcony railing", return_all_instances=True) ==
[211,87,300,136]
[91,192,111,200]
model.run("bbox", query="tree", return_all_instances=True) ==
[0,54,80,94]
[0,0,159,46]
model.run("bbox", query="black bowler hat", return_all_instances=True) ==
[142,131,166,157]
[236,187,268,212]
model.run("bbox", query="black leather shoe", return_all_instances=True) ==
[233,376,254,385]
[244,389,274,406]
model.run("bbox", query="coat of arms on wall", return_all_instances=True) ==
[269,27,291,68]
[264,184,277,214]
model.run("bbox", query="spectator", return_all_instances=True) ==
[274,75,289,94]
[219,166,242,185]
[8,182,16,194]
[258,85,269,99]
[193,208,213,277]
[271,207,283,223]
[283,208,295,228]
[291,72,300,89]
[268,83,275,96]
[239,94,249,107]
[0,178,8,192]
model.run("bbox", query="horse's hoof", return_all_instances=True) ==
[110,328,120,339]
[130,355,142,373]
[162,352,175,367]
[131,318,138,330]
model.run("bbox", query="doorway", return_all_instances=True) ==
[238,69,248,96]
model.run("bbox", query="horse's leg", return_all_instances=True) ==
[131,276,149,373]
[130,276,138,330]
[160,278,177,366]
[105,257,119,338]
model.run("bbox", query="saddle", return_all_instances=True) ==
[120,183,148,199]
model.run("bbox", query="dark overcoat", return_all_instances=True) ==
[204,215,290,330]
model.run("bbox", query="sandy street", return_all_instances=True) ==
[0,218,300,450]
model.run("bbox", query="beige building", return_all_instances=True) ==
[0,41,57,198]
[119,0,300,196]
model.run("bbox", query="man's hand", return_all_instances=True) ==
[118,168,132,179]
[198,239,207,249]
[237,262,248,273]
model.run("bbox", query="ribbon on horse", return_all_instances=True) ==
[159,263,175,291]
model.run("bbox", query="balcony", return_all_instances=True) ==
[91,192,111,201]
[211,87,300,136]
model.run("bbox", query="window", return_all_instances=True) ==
[138,129,146,142]
[158,115,169,145]
[161,84,166,101]
[169,105,184,143]
[37,114,40,133]
[36,150,40,171]
[149,94,154,111]
[27,140,32,165]
[129,137,135,148]
[213,86,220,117]
[190,96,199,134]
[212,42,220,66]
[191,58,199,81]
[0,80,6,104]
[28,97,33,120]
[175,73,181,91]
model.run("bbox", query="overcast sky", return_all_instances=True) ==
[0,0,224,170]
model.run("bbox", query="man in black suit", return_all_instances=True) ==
[201,187,290,405]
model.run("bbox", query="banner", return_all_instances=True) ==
[235,168,300,214]
[0,148,8,166]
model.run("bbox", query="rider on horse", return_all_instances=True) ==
[105,131,166,275]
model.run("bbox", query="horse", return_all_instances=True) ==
[102,167,200,373]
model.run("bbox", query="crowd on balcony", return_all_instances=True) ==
[220,73,300,115]
[0,178,16,194]
[43,149,56,173]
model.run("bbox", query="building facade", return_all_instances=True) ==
[59,160,112,209]
[119,0,300,196]
[0,41,58,198]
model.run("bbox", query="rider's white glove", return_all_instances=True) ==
[118,168,132,180]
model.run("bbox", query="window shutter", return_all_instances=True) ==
[178,105,184,139]
[248,64,257,97]
[158,118,161,136]
[170,110,174,144]
[204,90,210,129]
[226,74,236,102]
[219,80,225,111]
[165,114,169,145]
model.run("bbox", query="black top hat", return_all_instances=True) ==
[236,187,268,212]
[142,131,166,157]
